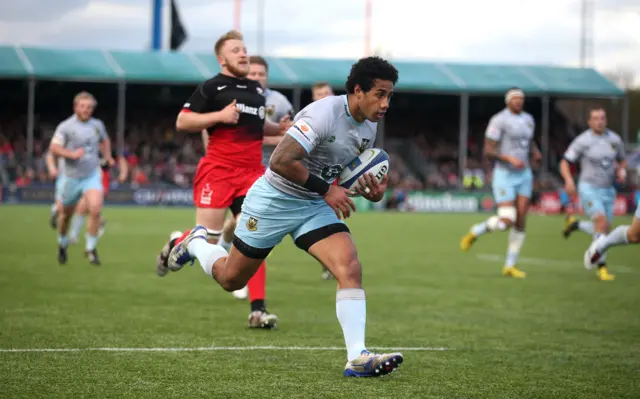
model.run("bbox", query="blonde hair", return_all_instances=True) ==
[73,91,97,106]
[214,30,244,56]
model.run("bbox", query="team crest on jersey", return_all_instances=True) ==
[266,105,275,117]
[611,142,617,151]
[246,216,258,231]
[358,139,371,154]
[328,135,336,143]
[94,127,101,138]
[200,184,213,206]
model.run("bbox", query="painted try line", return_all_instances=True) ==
[0,346,454,353]
[477,254,634,273]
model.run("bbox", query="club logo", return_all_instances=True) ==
[246,216,258,231]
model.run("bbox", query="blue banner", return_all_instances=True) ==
[1,185,193,207]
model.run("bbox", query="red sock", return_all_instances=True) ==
[174,229,191,245]
[248,262,266,302]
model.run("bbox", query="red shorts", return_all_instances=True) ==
[193,160,264,209]
[101,169,110,194]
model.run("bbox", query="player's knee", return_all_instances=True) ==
[220,277,245,292]
[627,225,640,243]
[223,217,237,232]
[593,215,608,232]
[497,206,517,228]
[333,257,362,286]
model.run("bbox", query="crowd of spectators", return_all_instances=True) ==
[1,100,637,195]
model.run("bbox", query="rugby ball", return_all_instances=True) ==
[338,148,390,195]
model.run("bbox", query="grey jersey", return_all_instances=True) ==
[265,95,377,199]
[262,89,294,167]
[564,129,625,188]
[485,108,536,170]
[51,115,107,179]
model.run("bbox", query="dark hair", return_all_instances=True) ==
[249,55,268,72]
[345,56,398,94]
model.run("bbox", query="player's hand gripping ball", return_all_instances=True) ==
[338,148,390,198]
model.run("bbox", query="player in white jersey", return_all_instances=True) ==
[311,82,334,102]
[460,88,541,278]
[559,108,626,280]
[49,91,114,265]
[164,57,404,377]
[585,206,640,268]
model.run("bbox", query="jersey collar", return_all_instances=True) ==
[343,95,363,126]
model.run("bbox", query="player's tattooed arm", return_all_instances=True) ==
[483,138,501,162]
[269,135,310,185]
[530,140,542,164]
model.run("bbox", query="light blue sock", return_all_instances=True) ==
[85,234,98,251]
[58,234,68,247]
[577,220,594,235]
[336,288,367,362]
[69,215,86,240]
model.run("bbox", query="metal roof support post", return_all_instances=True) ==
[541,95,550,174]
[116,81,127,155]
[26,78,36,169]
[622,93,629,145]
[458,93,469,184]
[293,85,302,115]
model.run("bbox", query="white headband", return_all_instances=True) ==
[505,89,524,104]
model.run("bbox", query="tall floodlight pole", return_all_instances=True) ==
[365,0,372,56]
[579,0,594,68]
[234,0,242,30]
[257,0,265,54]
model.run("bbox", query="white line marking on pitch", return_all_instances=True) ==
[0,346,453,353]
[476,254,634,273]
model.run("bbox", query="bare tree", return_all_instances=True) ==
[604,67,637,89]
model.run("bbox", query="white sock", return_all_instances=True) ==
[69,215,86,240]
[85,233,98,251]
[577,221,595,235]
[336,288,367,362]
[596,226,630,253]
[51,203,57,214]
[471,216,506,237]
[187,238,228,276]
[218,236,232,252]
[505,229,526,268]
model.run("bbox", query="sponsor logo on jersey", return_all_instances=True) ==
[321,165,343,181]
[236,103,266,120]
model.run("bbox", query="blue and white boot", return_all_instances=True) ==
[343,350,403,377]
[167,226,208,272]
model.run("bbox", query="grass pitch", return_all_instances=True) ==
[0,206,638,398]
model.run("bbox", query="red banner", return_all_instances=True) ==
[533,191,629,216]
